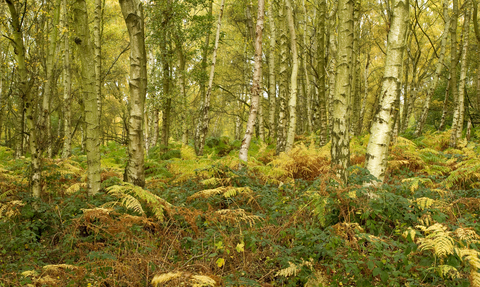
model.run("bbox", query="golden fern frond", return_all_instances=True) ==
[65,183,86,194]
[200,177,231,186]
[21,270,38,277]
[417,223,454,257]
[81,208,113,220]
[413,197,435,210]
[180,145,197,160]
[214,209,262,227]
[0,200,25,218]
[43,264,79,271]
[402,227,416,242]
[456,248,480,269]
[108,189,144,215]
[443,162,480,189]
[436,265,459,279]
[276,262,300,277]
[107,183,171,221]
[455,228,480,244]
[276,259,314,278]
[189,187,227,200]
[223,187,252,198]
[470,270,480,287]
[191,275,217,287]
[403,178,433,192]
[151,272,182,285]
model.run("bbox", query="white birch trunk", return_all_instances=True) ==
[119,0,148,187]
[365,0,409,185]
[239,0,264,163]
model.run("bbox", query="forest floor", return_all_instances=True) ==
[1,131,480,286]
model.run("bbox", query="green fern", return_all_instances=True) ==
[107,183,171,221]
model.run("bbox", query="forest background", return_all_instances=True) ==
[2,0,480,286]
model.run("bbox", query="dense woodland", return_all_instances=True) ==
[2,0,480,286]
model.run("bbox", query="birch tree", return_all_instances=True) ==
[239,0,264,163]
[62,0,73,159]
[276,2,288,154]
[5,0,41,196]
[365,0,409,185]
[119,0,148,187]
[73,0,101,195]
[285,0,299,152]
[331,0,353,184]
[450,3,471,147]
[268,0,277,141]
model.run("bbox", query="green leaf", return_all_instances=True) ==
[372,267,382,277]
[367,260,375,270]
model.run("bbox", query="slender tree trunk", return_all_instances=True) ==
[285,0,299,152]
[331,0,353,184]
[450,4,470,147]
[239,0,264,163]
[300,0,312,133]
[414,0,450,136]
[62,0,73,159]
[94,0,102,143]
[365,0,409,185]
[73,0,101,195]
[194,1,213,154]
[315,0,328,146]
[448,0,459,145]
[196,0,225,156]
[119,0,148,187]
[268,0,277,141]
[327,3,338,143]
[258,64,265,142]
[358,53,370,134]
[474,0,480,111]
[351,0,361,136]
[39,0,61,159]
[6,0,41,197]
[438,79,450,131]
[175,35,188,146]
[276,2,288,154]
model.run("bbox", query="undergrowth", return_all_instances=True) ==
[1,133,480,286]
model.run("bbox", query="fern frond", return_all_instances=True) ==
[436,265,459,279]
[214,209,262,227]
[403,178,433,192]
[151,272,182,285]
[65,183,86,194]
[276,261,300,277]
[108,189,144,215]
[43,264,79,271]
[470,270,480,287]
[276,259,314,278]
[191,275,217,287]
[21,270,38,277]
[107,183,171,221]
[455,228,480,245]
[417,223,454,257]
[413,197,435,210]
[0,200,25,218]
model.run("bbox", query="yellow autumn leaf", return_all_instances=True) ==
[236,242,245,253]
[216,258,225,268]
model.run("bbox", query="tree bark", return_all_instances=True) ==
[6,0,41,197]
[239,0,264,163]
[119,0,148,187]
[62,0,73,159]
[73,0,101,195]
[314,0,328,146]
[450,3,470,147]
[285,0,299,152]
[41,0,61,159]
[276,2,288,154]
[331,0,353,184]
[268,0,277,141]
[365,0,409,185]
[448,0,459,145]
